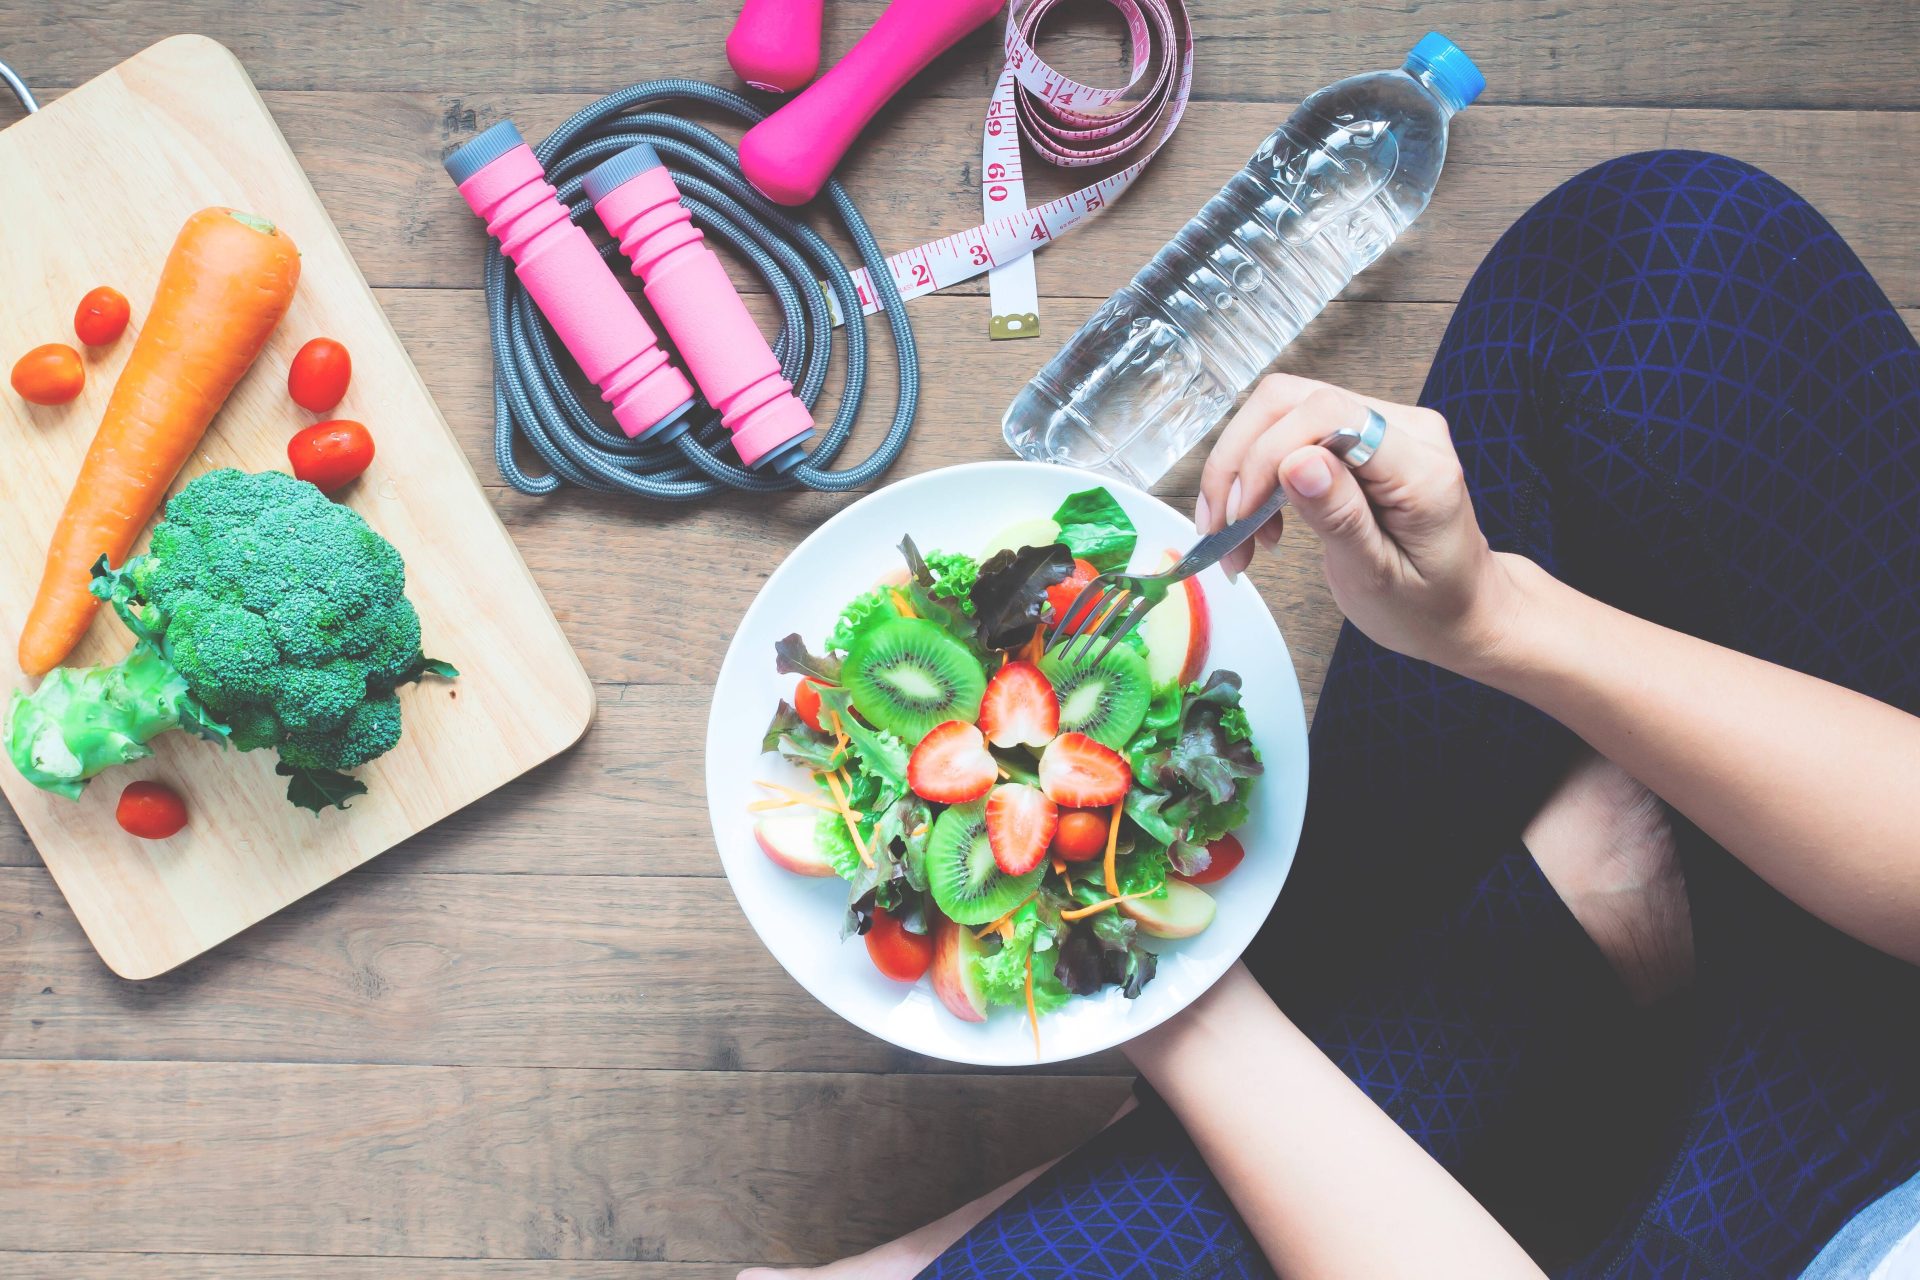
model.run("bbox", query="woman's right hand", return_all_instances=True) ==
[1196,373,1532,676]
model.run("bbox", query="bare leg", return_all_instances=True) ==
[739,1097,1138,1280]
[1524,750,1692,1004]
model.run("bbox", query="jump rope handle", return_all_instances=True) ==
[726,0,825,94]
[444,121,695,442]
[585,144,816,472]
[739,0,1006,206]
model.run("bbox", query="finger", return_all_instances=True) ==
[1198,373,1333,533]
[1279,444,1397,580]
[1222,384,1384,577]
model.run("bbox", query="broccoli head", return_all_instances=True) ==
[6,469,455,812]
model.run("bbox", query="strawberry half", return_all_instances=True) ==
[907,721,997,805]
[1038,732,1132,808]
[977,661,1060,749]
[986,783,1057,876]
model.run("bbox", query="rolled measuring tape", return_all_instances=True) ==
[820,0,1193,338]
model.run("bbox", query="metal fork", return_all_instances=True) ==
[1046,419,1384,665]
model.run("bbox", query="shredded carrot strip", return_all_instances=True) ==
[822,768,871,867]
[997,763,1011,780]
[1053,858,1071,891]
[752,781,840,812]
[1024,951,1041,1058]
[890,588,916,619]
[826,710,851,762]
[1020,625,1045,664]
[974,889,1040,940]
[1103,802,1123,897]
[1062,891,1149,921]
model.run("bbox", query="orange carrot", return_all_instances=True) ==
[19,208,299,676]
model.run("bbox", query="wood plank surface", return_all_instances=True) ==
[248,95,1920,302]
[4,2,1917,1274]
[0,866,1132,1072]
[0,1059,1133,1264]
[8,0,1917,109]
[0,1259,744,1279]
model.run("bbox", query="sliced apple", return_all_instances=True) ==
[1119,879,1218,939]
[753,810,836,877]
[1138,548,1211,686]
[979,516,1062,562]
[930,916,990,1022]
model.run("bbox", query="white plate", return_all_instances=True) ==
[705,461,1309,1065]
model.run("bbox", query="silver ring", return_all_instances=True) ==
[1323,408,1388,468]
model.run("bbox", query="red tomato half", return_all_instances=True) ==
[1050,807,1109,862]
[73,286,131,346]
[288,337,353,413]
[794,678,826,732]
[1175,832,1245,885]
[866,908,933,982]
[289,419,375,493]
[117,781,188,840]
[1045,558,1100,631]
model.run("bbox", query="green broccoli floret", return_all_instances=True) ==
[5,469,455,813]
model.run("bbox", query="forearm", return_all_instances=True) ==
[1473,556,1920,963]
[1127,964,1544,1280]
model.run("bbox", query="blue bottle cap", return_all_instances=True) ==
[581,142,665,205]
[1406,32,1485,110]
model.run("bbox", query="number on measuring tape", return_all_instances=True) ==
[821,0,1194,329]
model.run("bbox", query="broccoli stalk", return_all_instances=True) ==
[6,641,228,800]
[5,469,455,813]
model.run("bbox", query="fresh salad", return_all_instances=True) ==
[753,487,1262,1046]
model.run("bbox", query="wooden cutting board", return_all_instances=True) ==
[0,35,594,978]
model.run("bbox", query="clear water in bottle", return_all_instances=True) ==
[1003,33,1485,488]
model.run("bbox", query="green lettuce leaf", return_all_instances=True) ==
[827,590,895,655]
[972,898,1069,1010]
[923,550,980,615]
[1051,487,1137,571]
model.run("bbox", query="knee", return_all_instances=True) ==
[1492,151,1834,292]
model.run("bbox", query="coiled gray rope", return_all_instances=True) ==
[481,80,919,499]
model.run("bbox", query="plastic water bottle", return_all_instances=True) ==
[1002,33,1485,488]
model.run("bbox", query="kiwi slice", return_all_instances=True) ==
[926,799,1044,926]
[843,617,987,744]
[1038,642,1150,748]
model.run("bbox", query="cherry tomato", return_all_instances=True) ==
[116,780,188,840]
[866,908,933,982]
[288,337,353,412]
[1175,832,1245,885]
[1045,558,1100,631]
[794,678,826,732]
[10,343,85,406]
[73,286,131,346]
[1051,807,1110,862]
[288,419,375,493]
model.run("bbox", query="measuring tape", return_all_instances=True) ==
[828,0,1193,336]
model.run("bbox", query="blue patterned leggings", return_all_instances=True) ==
[919,152,1920,1279]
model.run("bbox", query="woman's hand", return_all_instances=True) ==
[1196,373,1526,675]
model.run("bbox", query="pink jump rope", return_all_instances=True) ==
[445,121,696,444]
[445,1,998,496]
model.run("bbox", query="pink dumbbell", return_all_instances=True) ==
[727,0,825,94]
[444,121,694,441]
[584,144,815,472]
[739,0,1005,206]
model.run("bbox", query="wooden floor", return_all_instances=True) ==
[2,1,1916,1274]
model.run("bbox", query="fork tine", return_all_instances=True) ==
[1047,577,1116,649]
[1090,596,1155,667]
[1065,587,1131,664]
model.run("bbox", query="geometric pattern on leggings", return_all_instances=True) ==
[923,150,1920,1280]
[915,1100,1275,1280]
